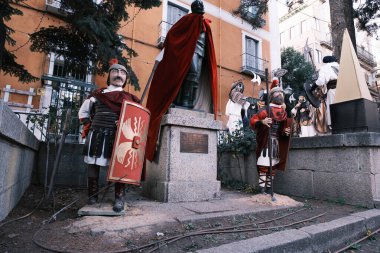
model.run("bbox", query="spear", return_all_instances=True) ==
[265,68,275,201]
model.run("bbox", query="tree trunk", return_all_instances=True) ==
[343,0,356,53]
[329,0,356,61]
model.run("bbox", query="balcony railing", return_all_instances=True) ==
[320,35,377,68]
[157,20,174,48]
[240,53,268,77]
[357,46,377,67]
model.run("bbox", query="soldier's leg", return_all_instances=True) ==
[257,166,268,194]
[87,164,100,204]
[113,183,126,212]
[265,169,276,194]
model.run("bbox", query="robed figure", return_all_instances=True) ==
[145,0,218,161]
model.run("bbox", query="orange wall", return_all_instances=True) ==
[1,2,66,109]
[1,0,274,128]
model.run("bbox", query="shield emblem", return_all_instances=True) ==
[107,101,150,185]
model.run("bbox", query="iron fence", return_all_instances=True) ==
[14,75,96,143]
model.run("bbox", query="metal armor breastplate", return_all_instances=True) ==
[91,101,119,129]
[194,32,206,57]
[270,120,282,138]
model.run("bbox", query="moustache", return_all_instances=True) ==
[271,96,284,105]
[112,76,124,81]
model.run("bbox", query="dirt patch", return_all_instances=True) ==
[0,185,378,253]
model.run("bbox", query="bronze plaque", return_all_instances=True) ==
[180,132,208,154]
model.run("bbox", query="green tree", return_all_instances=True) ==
[354,0,380,38]
[0,0,38,83]
[233,0,269,29]
[280,47,314,95]
[29,0,161,90]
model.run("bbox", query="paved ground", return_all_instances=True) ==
[1,185,380,252]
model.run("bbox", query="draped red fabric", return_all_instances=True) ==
[91,88,140,114]
[145,13,218,161]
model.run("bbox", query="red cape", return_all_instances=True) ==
[91,88,140,114]
[145,13,218,161]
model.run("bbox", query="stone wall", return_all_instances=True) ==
[218,133,380,208]
[0,101,39,221]
[36,143,108,187]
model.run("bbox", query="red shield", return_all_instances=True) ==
[107,101,150,185]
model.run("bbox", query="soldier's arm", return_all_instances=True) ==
[250,109,269,129]
[315,66,329,87]
[78,97,96,123]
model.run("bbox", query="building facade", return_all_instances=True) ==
[278,0,379,101]
[0,0,281,140]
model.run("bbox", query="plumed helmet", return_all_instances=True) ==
[322,55,337,63]
[191,0,205,14]
[270,77,279,90]
[109,63,127,73]
[270,78,284,96]
[107,61,128,88]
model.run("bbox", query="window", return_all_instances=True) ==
[290,24,300,40]
[241,32,264,76]
[301,19,310,34]
[316,49,322,63]
[245,36,259,70]
[280,32,286,45]
[51,55,89,82]
[167,2,188,30]
[314,18,320,31]
[158,1,189,47]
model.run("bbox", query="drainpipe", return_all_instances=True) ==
[129,5,137,93]
[219,0,222,118]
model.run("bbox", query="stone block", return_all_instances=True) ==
[350,209,380,231]
[299,216,366,252]
[169,127,217,181]
[291,132,380,149]
[313,171,373,207]
[370,148,380,174]
[195,229,311,253]
[275,169,314,198]
[162,108,222,130]
[344,132,380,146]
[0,101,39,151]
[374,174,380,200]
[291,134,345,149]
[0,104,22,141]
[143,108,221,202]
[287,148,366,173]
[37,143,88,186]
[167,181,220,202]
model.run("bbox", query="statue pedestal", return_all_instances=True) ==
[143,108,222,202]
[330,98,380,134]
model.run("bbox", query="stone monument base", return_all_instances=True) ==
[143,108,222,202]
[331,98,380,134]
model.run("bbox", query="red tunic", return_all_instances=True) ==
[250,105,292,171]
[145,13,218,161]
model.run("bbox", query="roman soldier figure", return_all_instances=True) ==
[250,82,291,194]
[145,0,218,161]
[79,62,140,212]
